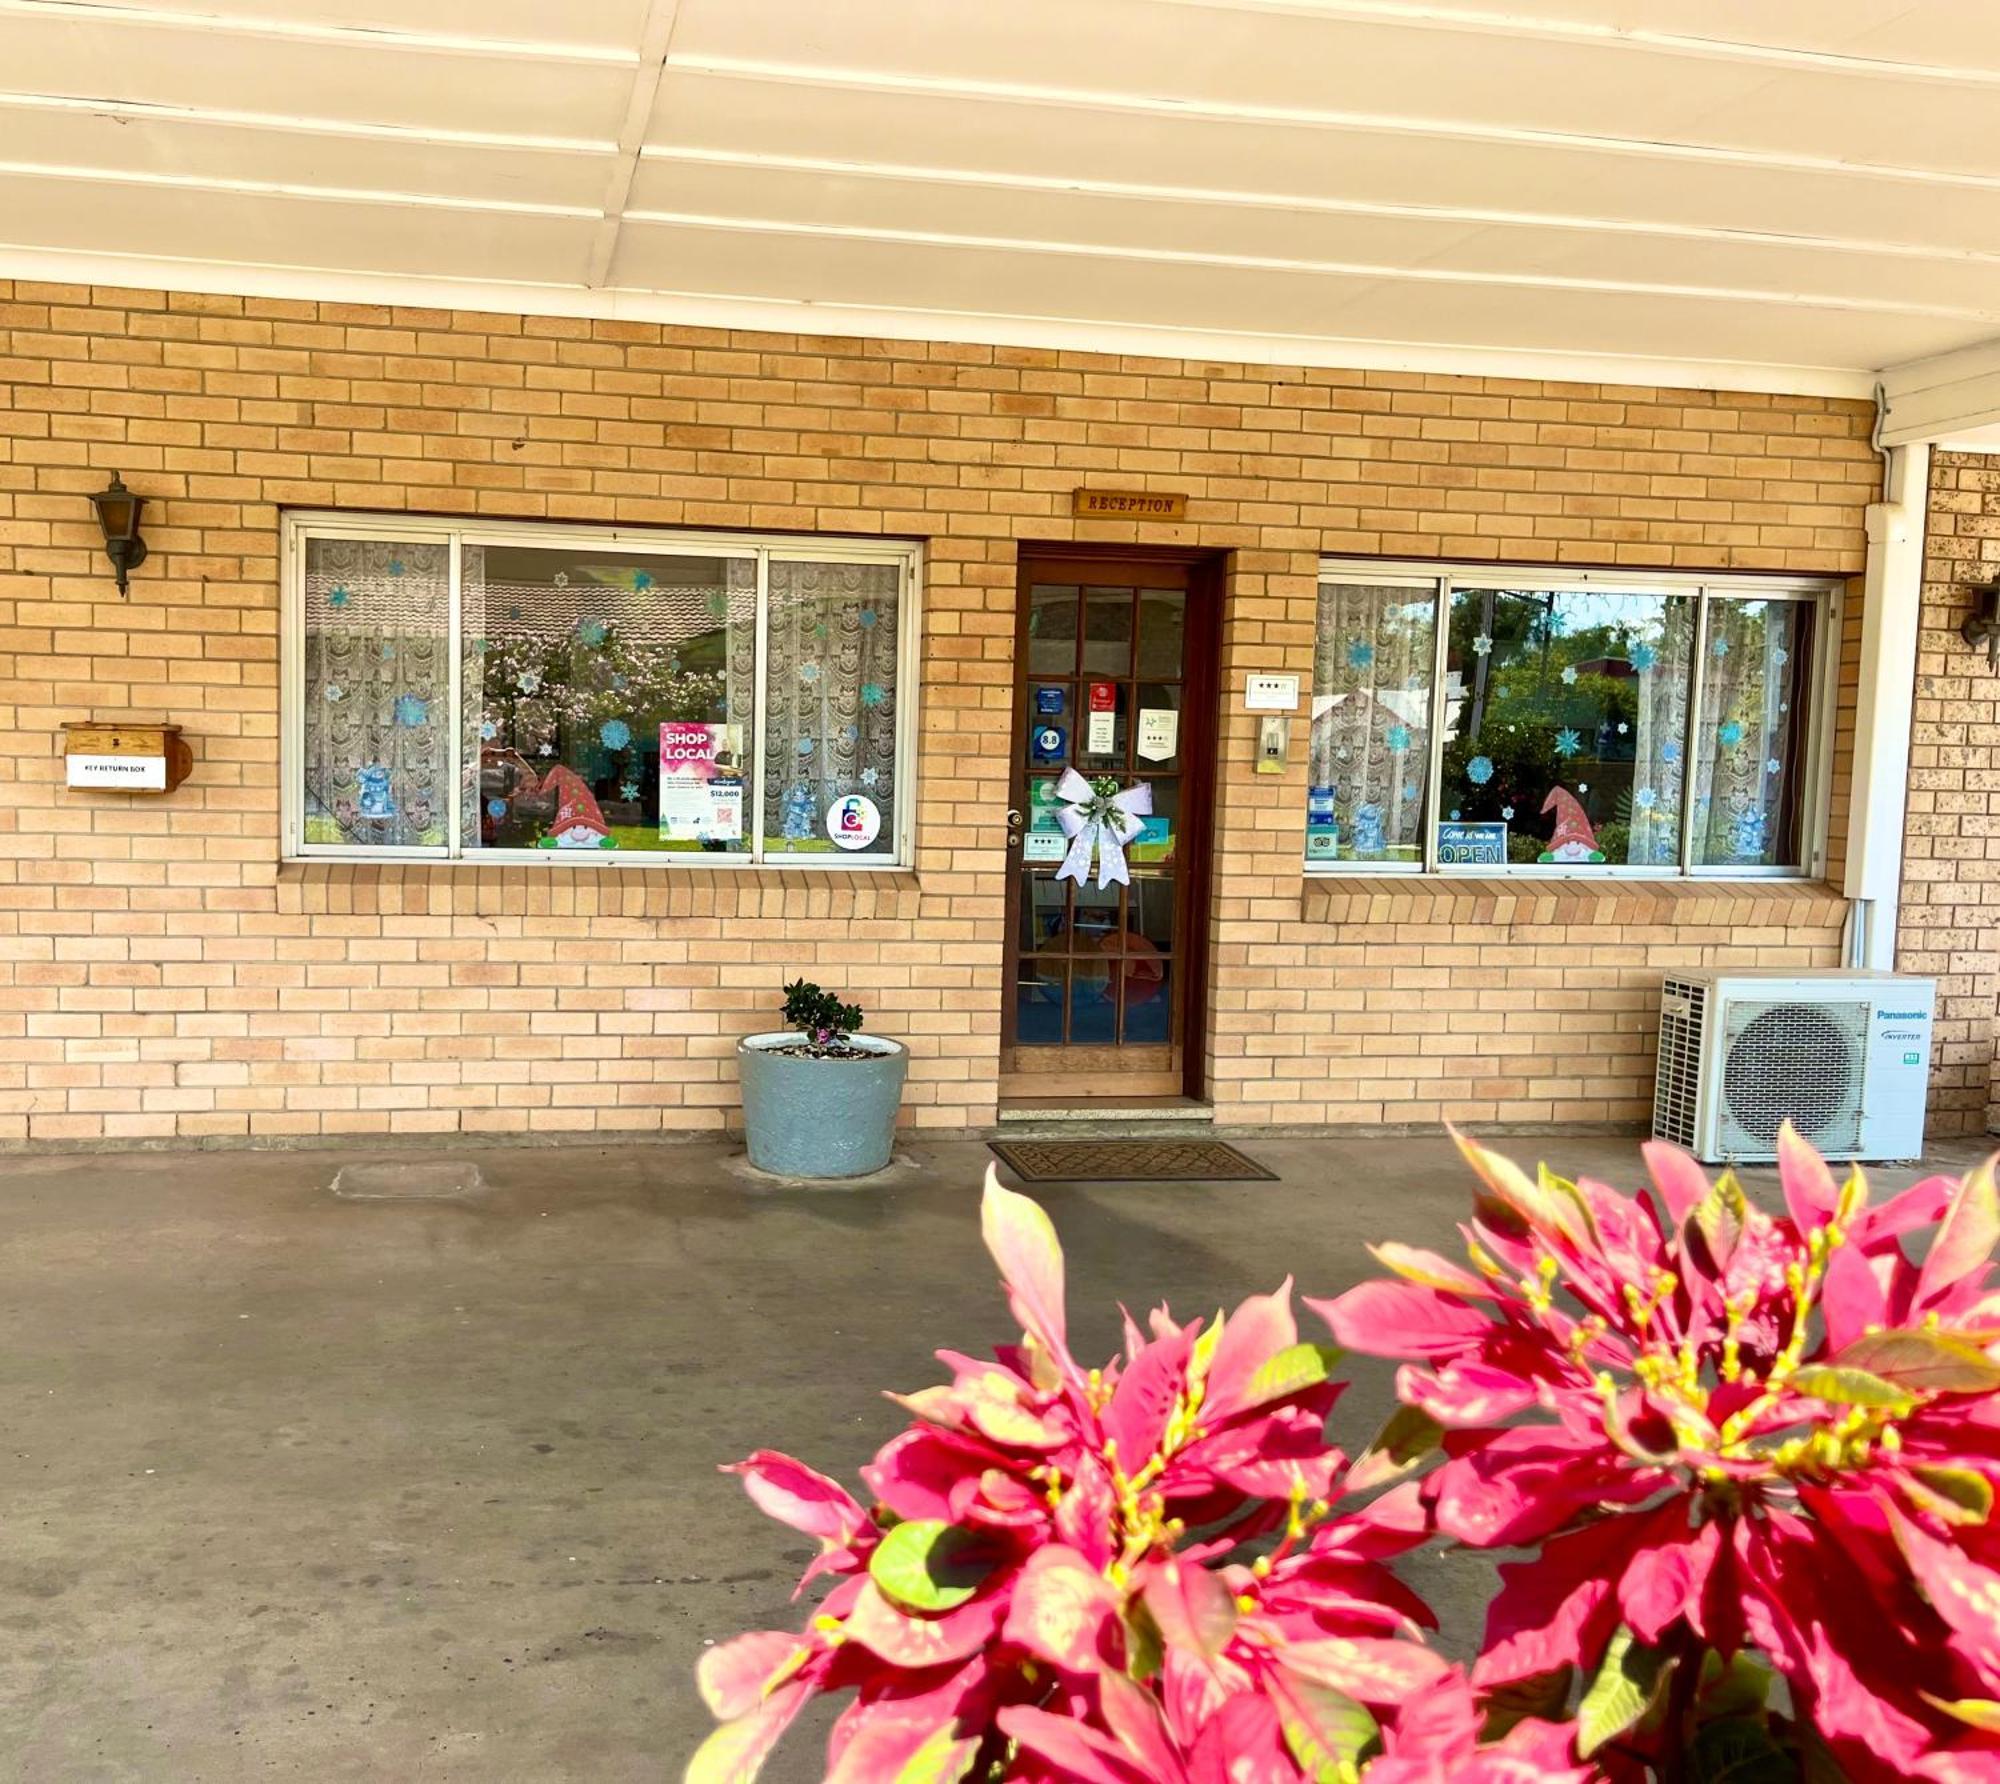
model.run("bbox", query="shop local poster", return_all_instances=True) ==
[658,722,744,843]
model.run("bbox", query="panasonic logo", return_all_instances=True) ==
[1877,1010,1928,1022]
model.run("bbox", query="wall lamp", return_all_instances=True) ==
[89,473,148,597]
[1964,578,2000,672]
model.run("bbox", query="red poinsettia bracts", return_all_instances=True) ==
[1314,1124,2000,1781]
[690,1169,1587,1784]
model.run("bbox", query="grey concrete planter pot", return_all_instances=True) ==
[736,1031,909,1179]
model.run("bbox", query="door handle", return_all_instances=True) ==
[1006,807,1023,848]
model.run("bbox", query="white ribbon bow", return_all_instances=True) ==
[1052,767,1154,888]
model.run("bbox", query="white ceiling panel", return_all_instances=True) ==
[624,156,2000,321]
[607,215,1977,369]
[645,69,2000,258]
[2,8,632,141]
[0,103,611,210]
[1281,0,2000,73]
[0,174,597,280]
[4,0,2000,398]
[73,0,652,53]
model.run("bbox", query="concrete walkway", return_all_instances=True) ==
[1,1131,1990,1781]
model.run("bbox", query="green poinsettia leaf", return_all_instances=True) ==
[1347,1404,1445,1494]
[1828,1329,2000,1394]
[867,1520,994,1614]
[1239,1342,1344,1410]
[1787,1365,1916,1412]
[1270,1671,1380,1781]
[1689,1716,1795,1784]
[1909,1463,1996,1524]
[1578,1627,1670,1758]
[1481,1665,1575,1740]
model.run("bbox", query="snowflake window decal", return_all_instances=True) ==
[323,683,343,703]
[1346,637,1375,670]
[599,719,631,751]
[1386,723,1411,753]
[1560,665,1578,685]
[1629,642,1657,672]
[394,694,428,728]
[1718,720,1745,748]
[327,585,351,609]
[1554,727,1582,757]
[1466,755,1494,785]
[1471,633,1493,657]
[1635,786,1659,811]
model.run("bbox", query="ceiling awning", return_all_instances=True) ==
[2,0,1999,406]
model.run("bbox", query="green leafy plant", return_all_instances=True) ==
[780,978,864,1049]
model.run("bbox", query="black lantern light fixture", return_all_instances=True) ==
[1964,577,2000,673]
[89,472,147,597]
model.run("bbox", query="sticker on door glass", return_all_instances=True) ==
[1023,833,1066,863]
[1035,685,1065,715]
[826,793,882,851]
[1087,681,1118,754]
[1032,724,1066,762]
[1136,707,1178,762]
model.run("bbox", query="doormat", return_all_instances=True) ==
[987,1138,1277,1184]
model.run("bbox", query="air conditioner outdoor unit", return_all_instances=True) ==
[1652,969,1935,1165]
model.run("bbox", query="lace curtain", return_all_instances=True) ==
[1695,600,1803,867]
[1308,583,1432,860]
[301,538,450,848]
[762,561,900,852]
[1627,601,1697,866]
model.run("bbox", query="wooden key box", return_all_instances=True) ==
[62,721,193,794]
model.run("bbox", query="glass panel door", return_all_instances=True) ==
[1005,561,1210,1099]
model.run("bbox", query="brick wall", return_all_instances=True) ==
[0,281,1880,1144]
[1901,450,2000,1138]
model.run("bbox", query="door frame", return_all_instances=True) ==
[1002,544,1226,1104]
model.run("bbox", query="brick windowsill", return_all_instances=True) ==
[1300,874,1850,929]
[276,859,924,919]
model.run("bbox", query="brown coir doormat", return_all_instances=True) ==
[987,1138,1278,1184]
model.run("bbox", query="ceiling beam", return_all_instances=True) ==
[586,0,683,290]
[1880,337,2000,448]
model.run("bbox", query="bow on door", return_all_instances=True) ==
[1051,767,1154,889]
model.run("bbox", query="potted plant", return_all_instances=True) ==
[735,979,908,1178]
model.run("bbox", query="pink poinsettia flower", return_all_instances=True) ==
[690,1169,1588,1783]
[1314,1125,2000,1781]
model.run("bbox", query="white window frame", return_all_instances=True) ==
[1308,557,1841,881]
[281,512,922,870]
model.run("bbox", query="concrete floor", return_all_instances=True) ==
[1,1130,1991,1782]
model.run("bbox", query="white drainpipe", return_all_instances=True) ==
[1842,441,1930,970]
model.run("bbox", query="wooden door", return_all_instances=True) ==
[1001,553,1220,1103]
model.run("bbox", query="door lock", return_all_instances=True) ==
[1005,807,1024,848]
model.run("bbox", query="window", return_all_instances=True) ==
[1306,562,1831,877]
[287,518,917,866]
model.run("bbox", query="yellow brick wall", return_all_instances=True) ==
[1902,451,2000,1138]
[0,281,1879,1144]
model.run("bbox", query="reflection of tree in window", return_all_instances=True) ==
[1443,590,1689,867]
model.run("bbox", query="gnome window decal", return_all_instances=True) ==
[1538,785,1605,864]
[535,765,617,850]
